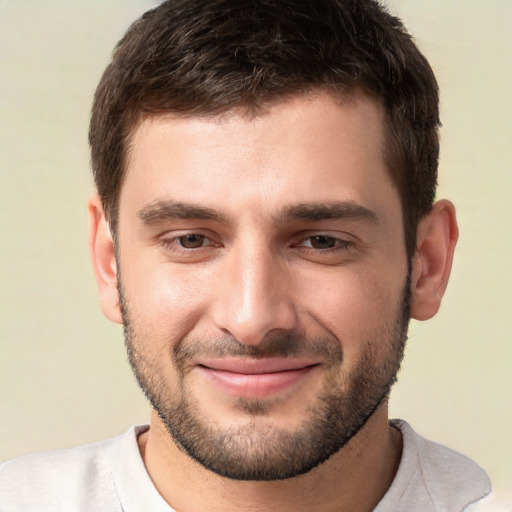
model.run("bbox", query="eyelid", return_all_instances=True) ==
[157,228,358,259]
[292,230,356,247]
[159,229,222,250]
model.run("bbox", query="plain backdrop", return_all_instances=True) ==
[1,0,511,499]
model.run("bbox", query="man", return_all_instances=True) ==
[0,0,493,510]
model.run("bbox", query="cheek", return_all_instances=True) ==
[300,265,406,349]
[120,255,214,342]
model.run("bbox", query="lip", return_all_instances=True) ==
[197,358,319,399]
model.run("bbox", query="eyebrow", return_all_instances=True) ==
[137,200,230,225]
[137,199,378,226]
[278,201,378,224]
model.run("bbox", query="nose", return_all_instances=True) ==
[211,240,298,345]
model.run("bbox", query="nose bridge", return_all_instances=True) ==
[212,237,297,345]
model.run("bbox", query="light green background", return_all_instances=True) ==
[1,0,511,498]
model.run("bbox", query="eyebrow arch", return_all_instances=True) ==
[137,200,229,225]
[277,201,378,224]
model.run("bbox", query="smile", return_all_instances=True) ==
[197,358,319,399]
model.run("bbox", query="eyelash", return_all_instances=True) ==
[160,233,219,252]
[294,234,354,252]
[159,232,354,254]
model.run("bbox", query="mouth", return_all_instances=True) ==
[197,357,320,399]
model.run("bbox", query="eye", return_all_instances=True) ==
[305,235,341,249]
[291,232,356,265]
[158,231,221,262]
[299,235,352,250]
[177,234,208,249]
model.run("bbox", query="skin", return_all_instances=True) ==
[88,91,458,511]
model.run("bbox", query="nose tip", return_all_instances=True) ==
[219,300,297,346]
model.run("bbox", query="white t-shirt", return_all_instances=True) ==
[0,420,493,511]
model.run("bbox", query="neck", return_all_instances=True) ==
[138,406,402,512]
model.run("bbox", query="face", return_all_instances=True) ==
[116,92,410,480]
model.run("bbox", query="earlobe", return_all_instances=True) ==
[410,200,459,321]
[87,195,123,324]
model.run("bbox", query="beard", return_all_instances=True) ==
[119,275,410,482]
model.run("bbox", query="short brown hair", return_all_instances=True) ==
[89,0,439,259]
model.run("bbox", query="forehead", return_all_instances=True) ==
[121,91,397,220]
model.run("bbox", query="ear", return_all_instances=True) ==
[87,195,123,324]
[410,199,459,321]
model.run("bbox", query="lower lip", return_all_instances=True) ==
[198,366,316,399]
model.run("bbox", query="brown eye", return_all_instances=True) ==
[178,234,206,248]
[309,235,338,249]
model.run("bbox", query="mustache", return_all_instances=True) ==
[173,330,343,369]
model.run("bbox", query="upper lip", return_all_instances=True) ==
[198,357,319,375]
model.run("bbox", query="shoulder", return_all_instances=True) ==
[377,420,492,512]
[0,427,142,512]
[464,493,512,511]
[396,419,490,489]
